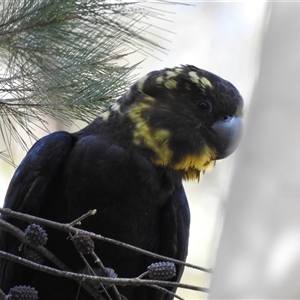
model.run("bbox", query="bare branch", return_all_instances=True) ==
[0,250,209,293]
[0,208,212,274]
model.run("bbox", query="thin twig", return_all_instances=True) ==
[0,251,209,293]
[68,209,97,227]
[0,208,212,274]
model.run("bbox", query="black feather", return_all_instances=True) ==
[0,65,243,300]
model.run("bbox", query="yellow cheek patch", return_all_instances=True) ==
[128,103,173,166]
[128,102,216,180]
[127,102,151,124]
[151,129,173,166]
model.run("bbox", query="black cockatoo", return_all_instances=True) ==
[0,65,243,300]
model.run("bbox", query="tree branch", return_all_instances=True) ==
[0,250,209,293]
[0,208,212,274]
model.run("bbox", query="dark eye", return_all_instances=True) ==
[198,101,212,114]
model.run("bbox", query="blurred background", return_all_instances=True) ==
[4,1,300,299]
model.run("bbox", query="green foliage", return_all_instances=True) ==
[0,0,168,163]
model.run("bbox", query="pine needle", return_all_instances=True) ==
[0,0,179,163]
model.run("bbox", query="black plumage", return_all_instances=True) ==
[0,65,243,300]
